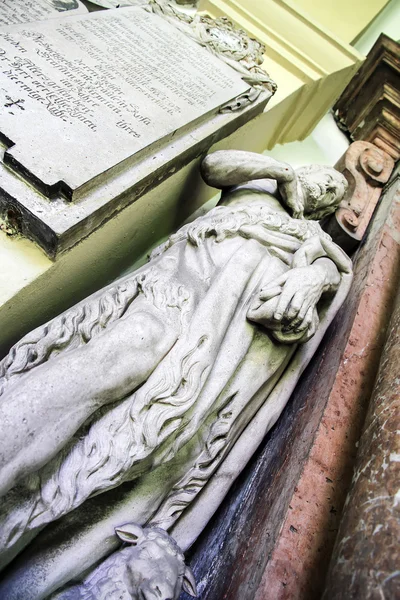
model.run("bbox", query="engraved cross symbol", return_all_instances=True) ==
[4,96,25,110]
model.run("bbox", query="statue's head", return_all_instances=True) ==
[295,165,347,220]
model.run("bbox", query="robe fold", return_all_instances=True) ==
[0,204,352,599]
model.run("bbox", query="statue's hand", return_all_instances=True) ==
[285,195,304,220]
[279,178,305,219]
[248,265,327,334]
[260,265,326,325]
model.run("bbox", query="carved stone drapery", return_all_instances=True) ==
[0,151,352,600]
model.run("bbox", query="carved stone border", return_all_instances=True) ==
[146,0,277,111]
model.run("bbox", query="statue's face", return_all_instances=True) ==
[301,168,346,218]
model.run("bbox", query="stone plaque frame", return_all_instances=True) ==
[0,0,275,257]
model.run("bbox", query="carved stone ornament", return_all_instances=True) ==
[323,141,395,253]
[50,524,196,600]
[0,150,352,599]
[146,0,277,110]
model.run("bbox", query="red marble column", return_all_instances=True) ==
[323,280,400,599]
[254,167,400,600]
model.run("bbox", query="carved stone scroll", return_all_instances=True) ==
[323,141,395,253]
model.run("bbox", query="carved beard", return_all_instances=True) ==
[297,175,323,210]
[297,175,339,220]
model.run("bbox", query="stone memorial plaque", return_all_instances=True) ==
[0,0,87,26]
[0,8,247,193]
[0,1,275,256]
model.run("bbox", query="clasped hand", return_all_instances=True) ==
[248,264,327,334]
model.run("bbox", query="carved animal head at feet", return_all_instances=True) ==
[115,523,197,600]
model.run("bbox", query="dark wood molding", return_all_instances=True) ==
[334,33,400,161]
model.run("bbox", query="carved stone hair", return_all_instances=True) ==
[296,164,348,221]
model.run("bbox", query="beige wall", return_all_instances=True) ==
[289,0,390,43]
[353,0,400,53]
[265,0,400,169]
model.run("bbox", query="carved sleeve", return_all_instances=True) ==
[201,150,295,189]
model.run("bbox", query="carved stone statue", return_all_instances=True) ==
[51,523,196,600]
[0,150,352,599]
